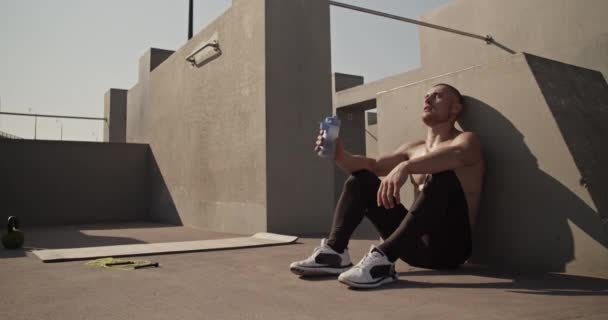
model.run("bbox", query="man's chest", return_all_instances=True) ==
[407,142,452,189]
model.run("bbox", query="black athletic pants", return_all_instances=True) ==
[327,169,472,269]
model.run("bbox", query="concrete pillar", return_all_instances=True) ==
[126,48,174,143]
[264,0,335,235]
[104,89,128,143]
[365,111,378,158]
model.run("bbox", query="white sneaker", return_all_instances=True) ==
[290,239,353,276]
[338,245,397,288]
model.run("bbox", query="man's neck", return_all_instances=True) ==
[426,122,456,149]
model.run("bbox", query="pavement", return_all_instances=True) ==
[1,223,607,320]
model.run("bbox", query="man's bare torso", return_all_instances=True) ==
[407,134,484,229]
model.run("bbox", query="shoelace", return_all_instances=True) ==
[312,243,331,256]
[354,251,380,269]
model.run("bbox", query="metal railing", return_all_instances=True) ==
[0,130,22,139]
[329,1,515,54]
[0,111,106,140]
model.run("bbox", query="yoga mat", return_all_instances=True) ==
[32,232,298,262]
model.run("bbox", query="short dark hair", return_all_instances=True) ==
[433,83,464,106]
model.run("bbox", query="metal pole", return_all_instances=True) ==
[0,111,106,121]
[329,1,494,44]
[188,0,193,40]
[56,119,63,141]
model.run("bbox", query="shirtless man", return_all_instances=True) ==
[290,83,484,288]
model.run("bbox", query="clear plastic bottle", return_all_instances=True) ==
[318,116,341,158]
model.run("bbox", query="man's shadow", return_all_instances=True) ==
[362,265,608,296]
[457,96,607,272]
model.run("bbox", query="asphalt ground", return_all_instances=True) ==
[1,223,607,320]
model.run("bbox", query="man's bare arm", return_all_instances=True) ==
[376,132,482,209]
[334,139,423,176]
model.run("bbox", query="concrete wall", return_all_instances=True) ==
[123,0,335,235]
[526,55,608,227]
[135,0,266,234]
[420,0,608,79]
[334,0,608,109]
[365,111,378,158]
[0,140,150,226]
[104,89,127,143]
[375,53,608,277]
[334,68,427,108]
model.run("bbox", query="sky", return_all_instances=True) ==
[0,0,450,141]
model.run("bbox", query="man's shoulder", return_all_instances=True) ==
[396,139,425,153]
[393,140,425,160]
[453,131,482,147]
[453,131,484,165]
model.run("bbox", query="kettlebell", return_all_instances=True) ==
[2,216,24,249]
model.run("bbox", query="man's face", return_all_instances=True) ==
[421,85,459,126]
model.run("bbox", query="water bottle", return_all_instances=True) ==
[318,116,341,158]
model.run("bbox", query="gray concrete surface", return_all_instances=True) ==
[103,89,127,143]
[264,0,335,235]
[130,0,267,234]
[375,53,608,277]
[123,0,336,235]
[334,67,428,109]
[420,0,608,80]
[126,48,174,144]
[147,150,181,226]
[526,54,608,231]
[365,111,378,158]
[1,234,606,320]
[18,222,239,250]
[0,140,150,226]
[0,140,182,228]
[334,0,608,109]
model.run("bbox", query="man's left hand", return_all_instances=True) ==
[377,162,408,209]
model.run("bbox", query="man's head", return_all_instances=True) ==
[421,83,464,126]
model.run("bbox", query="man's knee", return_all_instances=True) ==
[344,169,379,189]
[343,169,379,193]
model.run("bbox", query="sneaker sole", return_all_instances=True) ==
[290,265,352,276]
[338,275,397,288]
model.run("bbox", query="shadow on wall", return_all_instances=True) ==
[526,54,608,235]
[458,96,607,273]
[147,148,182,226]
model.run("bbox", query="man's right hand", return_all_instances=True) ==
[314,129,344,161]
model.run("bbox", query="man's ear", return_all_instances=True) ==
[450,102,463,117]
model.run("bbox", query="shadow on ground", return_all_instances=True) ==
[0,222,246,260]
[0,223,151,259]
[368,265,607,296]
